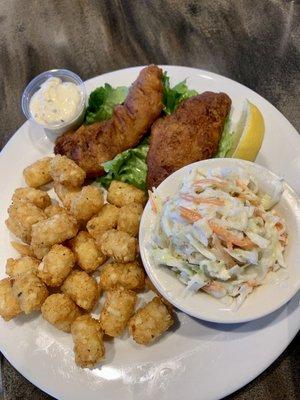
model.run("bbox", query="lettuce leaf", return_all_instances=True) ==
[162,72,198,115]
[97,138,149,190]
[215,118,236,158]
[85,84,128,124]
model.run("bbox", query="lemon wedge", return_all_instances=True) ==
[230,101,265,162]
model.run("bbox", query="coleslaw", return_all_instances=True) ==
[150,167,287,310]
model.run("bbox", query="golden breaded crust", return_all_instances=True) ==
[61,270,99,311]
[44,204,66,218]
[53,182,80,210]
[70,231,106,273]
[6,256,39,278]
[100,287,136,337]
[41,293,81,332]
[31,213,78,247]
[129,297,173,345]
[0,278,22,321]
[71,315,105,368]
[7,201,46,244]
[107,181,146,207]
[100,261,145,291]
[10,241,34,257]
[54,65,163,177]
[12,272,48,314]
[100,229,137,262]
[117,202,143,237]
[147,92,232,188]
[12,187,51,209]
[87,204,119,240]
[70,186,104,224]
[50,155,86,187]
[38,244,75,287]
[23,157,53,188]
[31,243,51,260]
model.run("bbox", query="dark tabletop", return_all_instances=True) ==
[0,1,299,399]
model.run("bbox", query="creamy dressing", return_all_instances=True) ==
[29,77,82,125]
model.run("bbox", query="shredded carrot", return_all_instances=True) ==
[180,194,224,206]
[193,178,228,190]
[208,221,254,249]
[179,206,202,222]
[235,179,249,191]
[148,190,158,214]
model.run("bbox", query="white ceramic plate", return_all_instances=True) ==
[0,66,299,400]
[140,158,300,323]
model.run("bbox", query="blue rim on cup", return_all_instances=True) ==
[21,69,87,141]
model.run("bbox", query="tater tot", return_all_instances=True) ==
[31,213,78,247]
[70,231,106,273]
[71,315,105,368]
[11,241,34,257]
[61,270,99,311]
[12,187,51,209]
[87,204,119,240]
[50,155,86,187]
[117,203,143,237]
[107,181,147,207]
[12,272,48,314]
[5,217,31,243]
[100,261,145,291]
[100,287,136,337]
[7,201,46,243]
[44,204,66,218]
[54,182,80,210]
[70,186,104,224]
[0,278,22,321]
[128,297,174,345]
[31,243,51,260]
[41,293,81,332]
[100,229,137,262]
[38,244,75,287]
[6,256,39,278]
[23,157,52,188]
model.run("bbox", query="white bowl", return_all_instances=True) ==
[140,158,300,323]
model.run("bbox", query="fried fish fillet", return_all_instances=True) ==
[54,65,163,177]
[146,92,231,188]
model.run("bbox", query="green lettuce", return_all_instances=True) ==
[162,72,198,115]
[215,118,236,158]
[85,84,128,124]
[97,138,149,190]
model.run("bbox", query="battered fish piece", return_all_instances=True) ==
[12,187,51,209]
[23,157,52,188]
[71,315,105,368]
[38,244,75,287]
[100,261,145,291]
[70,231,106,273]
[6,256,39,278]
[147,92,232,188]
[54,65,163,177]
[100,287,136,337]
[41,293,81,332]
[128,297,174,345]
[12,272,48,314]
[61,270,99,311]
[0,278,22,321]
[50,155,86,187]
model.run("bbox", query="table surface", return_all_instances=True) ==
[0,0,299,399]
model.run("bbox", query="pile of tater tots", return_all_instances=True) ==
[0,155,174,368]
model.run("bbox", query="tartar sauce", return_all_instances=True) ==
[29,77,82,125]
